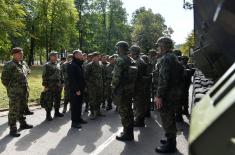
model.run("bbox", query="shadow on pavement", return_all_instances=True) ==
[15,113,71,151]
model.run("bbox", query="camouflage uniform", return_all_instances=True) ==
[112,55,134,128]
[61,62,71,109]
[133,57,148,125]
[21,61,31,113]
[86,61,104,116]
[1,60,28,129]
[42,61,62,113]
[155,51,183,140]
[101,61,108,107]
[105,63,115,108]
[83,60,90,111]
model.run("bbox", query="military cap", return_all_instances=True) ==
[92,52,100,57]
[12,47,23,54]
[49,51,58,57]
[156,37,174,49]
[73,49,82,55]
[115,41,129,51]
[129,45,141,55]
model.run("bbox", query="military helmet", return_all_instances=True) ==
[156,37,174,49]
[12,47,23,54]
[129,45,141,55]
[49,51,58,57]
[115,41,129,51]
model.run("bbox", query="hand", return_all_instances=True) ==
[154,97,163,110]
[76,91,81,96]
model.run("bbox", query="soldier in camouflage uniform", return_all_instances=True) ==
[1,47,33,137]
[61,54,73,113]
[83,53,93,112]
[154,37,184,153]
[112,41,136,141]
[86,52,105,120]
[42,51,64,121]
[101,55,109,109]
[104,55,116,111]
[141,55,152,117]
[21,60,34,115]
[129,45,148,127]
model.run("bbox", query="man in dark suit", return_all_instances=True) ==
[67,49,87,129]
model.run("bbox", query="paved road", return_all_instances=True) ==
[0,106,189,155]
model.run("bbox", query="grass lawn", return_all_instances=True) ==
[0,65,43,109]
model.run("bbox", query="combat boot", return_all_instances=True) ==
[97,110,106,117]
[46,110,53,121]
[55,109,64,117]
[155,138,177,153]
[116,127,134,141]
[62,103,68,113]
[106,102,112,111]
[20,123,33,130]
[9,126,21,137]
[89,112,97,120]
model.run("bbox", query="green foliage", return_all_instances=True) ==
[131,7,173,53]
[180,30,195,57]
[0,1,171,62]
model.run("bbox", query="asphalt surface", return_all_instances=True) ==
[0,106,189,155]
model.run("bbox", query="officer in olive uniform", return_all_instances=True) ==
[61,54,73,113]
[42,51,64,121]
[1,47,33,137]
[112,41,136,141]
[86,52,105,120]
[154,37,183,153]
[129,45,148,127]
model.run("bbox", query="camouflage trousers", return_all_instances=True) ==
[89,86,103,113]
[8,90,27,127]
[63,84,70,103]
[23,90,30,112]
[133,93,147,123]
[159,100,177,139]
[114,92,133,128]
[45,89,61,112]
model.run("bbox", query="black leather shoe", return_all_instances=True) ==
[106,106,112,111]
[71,123,81,129]
[134,122,145,127]
[20,123,33,130]
[24,110,34,115]
[78,119,87,124]
[9,131,21,137]
[155,140,177,153]
[160,139,167,145]
[55,112,64,117]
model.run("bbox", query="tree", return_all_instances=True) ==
[131,7,172,53]
[0,0,25,61]
[180,30,195,57]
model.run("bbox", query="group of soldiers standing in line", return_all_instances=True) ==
[1,36,193,154]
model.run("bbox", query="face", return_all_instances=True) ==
[93,55,100,62]
[13,52,24,62]
[74,52,83,60]
[50,54,58,63]
[83,54,87,60]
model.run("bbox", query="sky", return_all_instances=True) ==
[122,0,194,44]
